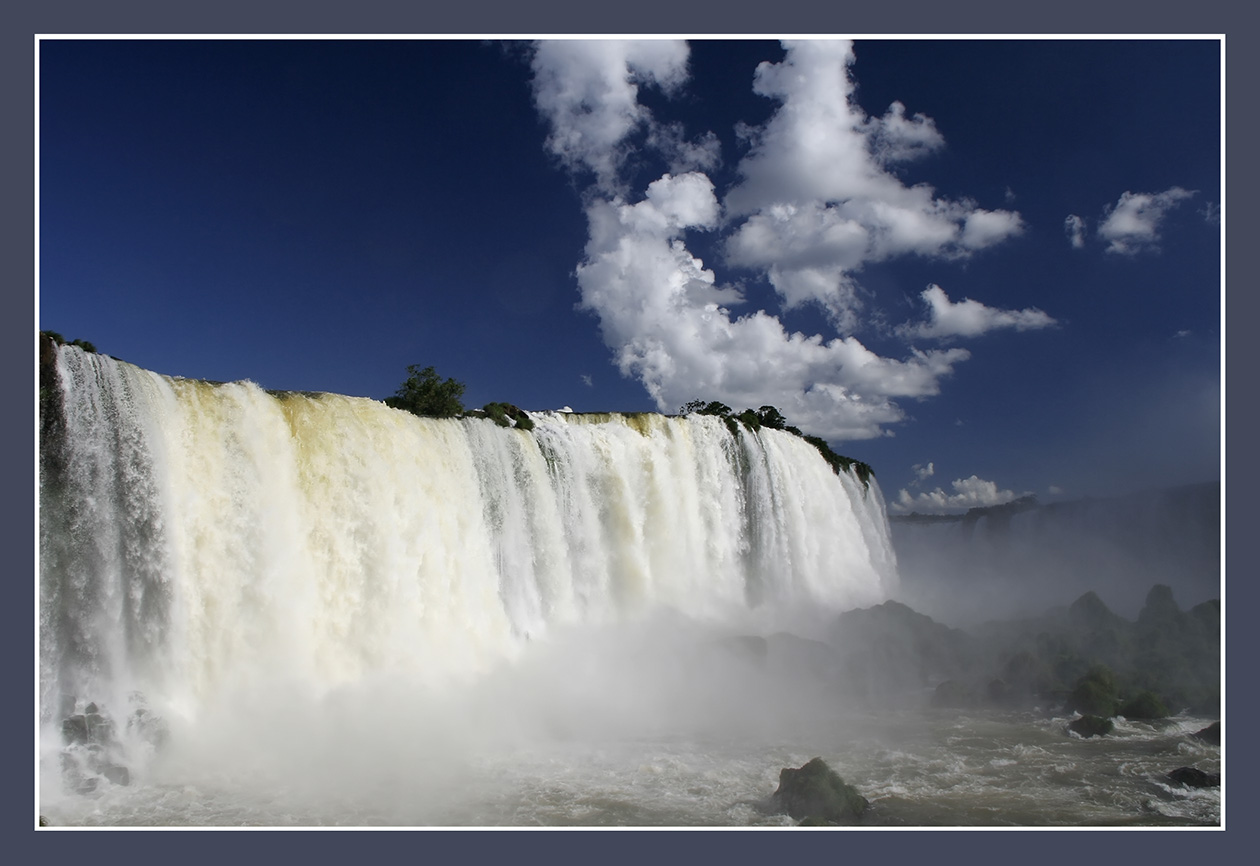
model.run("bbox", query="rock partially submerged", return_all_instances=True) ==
[1191,721,1220,745]
[1167,766,1220,788]
[771,757,869,825]
[1068,714,1114,738]
[56,693,168,794]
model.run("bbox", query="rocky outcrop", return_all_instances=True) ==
[830,601,979,699]
[770,757,869,825]
[1191,721,1220,745]
[57,693,168,794]
[1068,714,1114,738]
[60,700,130,794]
[1167,767,1220,788]
[1117,689,1169,720]
[1065,666,1121,717]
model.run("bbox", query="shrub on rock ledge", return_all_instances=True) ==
[1065,665,1120,717]
[1118,689,1169,720]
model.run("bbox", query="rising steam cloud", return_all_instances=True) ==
[529,39,1034,442]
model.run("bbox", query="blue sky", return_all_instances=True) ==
[37,37,1221,512]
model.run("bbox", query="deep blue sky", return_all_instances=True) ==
[37,38,1221,512]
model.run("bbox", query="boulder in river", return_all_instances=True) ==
[771,757,869,825]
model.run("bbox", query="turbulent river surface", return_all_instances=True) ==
[36,341,1221,828]
[39,679,1221,827]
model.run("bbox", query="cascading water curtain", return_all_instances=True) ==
[39,340,898,727]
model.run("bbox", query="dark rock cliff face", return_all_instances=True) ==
[39,334,67,485]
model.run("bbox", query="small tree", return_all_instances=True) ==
[385,365,465,418]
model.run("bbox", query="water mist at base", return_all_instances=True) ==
[38,342,902,825]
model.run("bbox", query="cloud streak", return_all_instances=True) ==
[898,284,1056,340]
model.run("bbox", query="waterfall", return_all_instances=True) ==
[38,341,898,727]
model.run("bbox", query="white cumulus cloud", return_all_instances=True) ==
[898,284,1056,340]
[574,173,970,440]
[529,39,1036,443]
[891,475,1032,514]
[722,40,1023,328]
[530,40,691,194]
[1097,186,1196,255]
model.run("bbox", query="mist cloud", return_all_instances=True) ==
[530,40,1033,442]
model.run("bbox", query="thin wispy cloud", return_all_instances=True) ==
[897,284,1056,340]
[1064,214,1087,249]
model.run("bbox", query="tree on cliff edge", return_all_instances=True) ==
[385,365,466,418]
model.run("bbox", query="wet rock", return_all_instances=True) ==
[1167,766,1220,788]
[58,699,133,792]
[100,763,130,786]
[771,757,869,825]
[1191,721,1220,745]
[84,712,114,744]
[127,693,171,750]
[61,714,89,745]
[985,678,1011,705]
[1068,714,1114,738]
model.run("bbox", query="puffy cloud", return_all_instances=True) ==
[865,100,945,165]
[722,40,1023,327]
[574,174,970,440]
[530,40,691,193]
[912,461,935,482]
[1097,187,1196,255]
[528,39,1039,443]
[1064,214,1086,249]
[891,475,1032,514]
[960,208,1025,250]
[898,284,1056,340]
